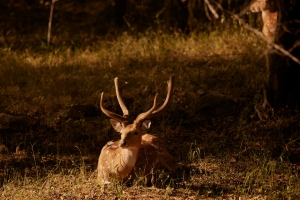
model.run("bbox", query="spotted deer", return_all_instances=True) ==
[250,0,277,42]
[98,76,176,184]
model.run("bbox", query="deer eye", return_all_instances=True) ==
[133,131,139,135]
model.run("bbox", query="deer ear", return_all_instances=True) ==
[110,119,122,132]
[141,120,151,131]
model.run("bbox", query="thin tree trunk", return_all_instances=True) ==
[47,0,56,45]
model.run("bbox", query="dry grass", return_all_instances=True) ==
[1,27,300,199]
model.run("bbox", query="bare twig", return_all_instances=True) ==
[255,108,264,121]
[288,41,300,53]
[262,85,270,109]
[30,140,41,179]
[204,0,219,19]
[238,4,251,17]
[204,2,212,21]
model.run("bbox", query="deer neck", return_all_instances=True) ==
[118,147,140,176]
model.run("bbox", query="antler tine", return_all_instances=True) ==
[135,93,158,124]
[100,92,127,122]
[147,75,174,118]
[114,77,129,117]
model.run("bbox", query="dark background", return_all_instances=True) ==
[0,0,258,49]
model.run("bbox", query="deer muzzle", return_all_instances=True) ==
[119,141,127,148]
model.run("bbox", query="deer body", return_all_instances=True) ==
[132,134,176,178]
[98,121,145,183]
[261,10,277,42]
[98,141,139,182]
[250,0,277,42]
[98,76,175,184]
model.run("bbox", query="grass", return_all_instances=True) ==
[1,26,300,199]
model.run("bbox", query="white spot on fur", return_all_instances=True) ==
[102,181,111,184]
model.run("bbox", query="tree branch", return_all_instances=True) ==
[211,0,300,65]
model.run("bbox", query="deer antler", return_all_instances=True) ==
[100,77,129,122]
[100,75,174,123]
[146,75,174,119]
[100,92,128,123]
[135,94,158,124]
[114,77,129,117]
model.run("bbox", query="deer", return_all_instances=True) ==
[97,75,176,185]
[250,0,277,42]
[250,1,278,109]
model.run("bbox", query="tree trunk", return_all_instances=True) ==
[267,0,300,108]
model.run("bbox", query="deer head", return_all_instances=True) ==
[100,75,174,148]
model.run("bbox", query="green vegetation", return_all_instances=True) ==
[1,28,300,199]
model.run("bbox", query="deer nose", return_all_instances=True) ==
[119,141,127,148]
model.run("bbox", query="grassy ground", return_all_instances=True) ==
[1,21,300,199]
